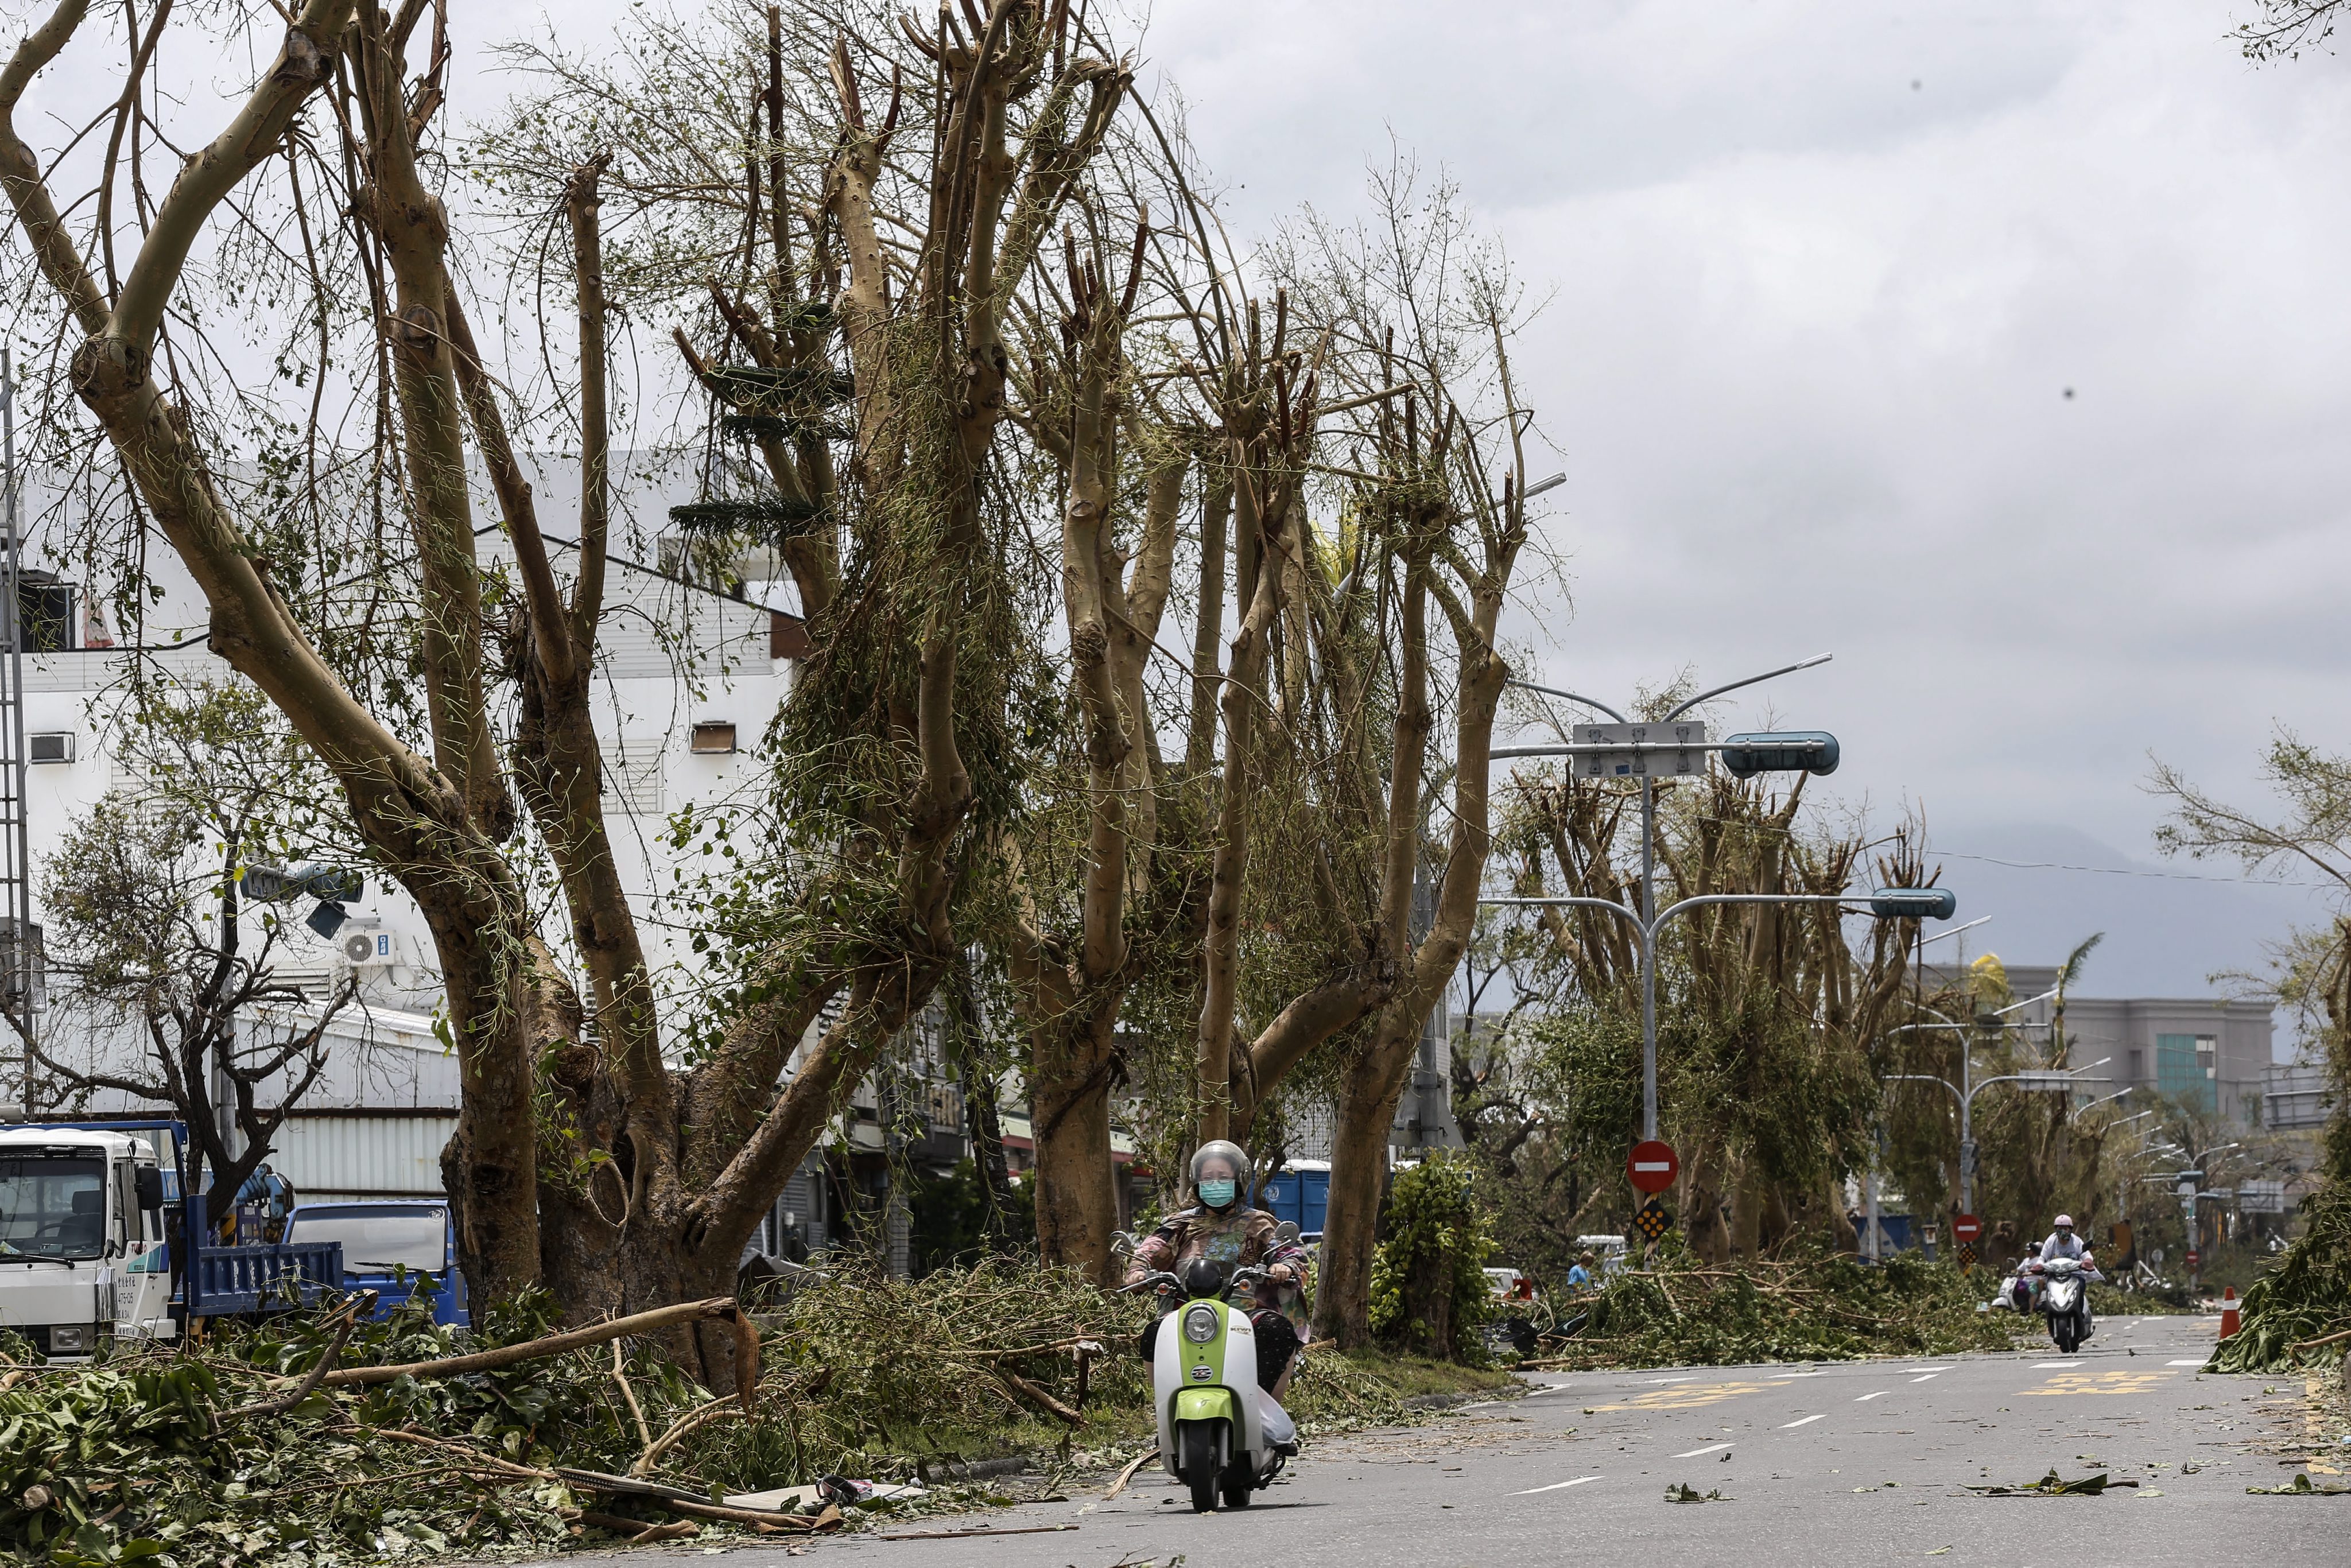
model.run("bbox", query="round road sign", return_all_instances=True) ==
[1627,1139,1679,1195]
[1952,1213,1982,1243]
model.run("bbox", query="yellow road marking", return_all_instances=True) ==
[2018,1371,2178,1397]
[1588,1380,1791,1412]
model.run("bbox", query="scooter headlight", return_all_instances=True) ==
[1183,1304,1220,1344]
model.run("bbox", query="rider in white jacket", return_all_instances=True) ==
[2036,1215,2094,1337]
[2038,1214,2086,1262]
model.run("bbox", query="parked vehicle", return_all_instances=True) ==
[1576,1233,1632,1276]
[0,1127,176,1356]
[1483,1266,1551,1354]
[2038,1256,2097,1352]
[0,1120,342,1356]
[281,1201,468,1326]
[1115,1224,1302,1513]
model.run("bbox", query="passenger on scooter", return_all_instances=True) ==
[1126,1142,1312,1439]
[2011,1241,2043,1311]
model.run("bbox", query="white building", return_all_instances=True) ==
[7,464,807,1212]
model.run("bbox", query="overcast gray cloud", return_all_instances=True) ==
[1134,1,2351,1008]
[15,0,2342,1008]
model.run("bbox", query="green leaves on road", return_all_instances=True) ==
[1663,1482,1732,1503]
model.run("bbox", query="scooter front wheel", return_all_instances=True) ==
[1180,1422,1220,1513]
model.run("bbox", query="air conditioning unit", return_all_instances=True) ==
[338,925,400,969]
[27,732,73,764]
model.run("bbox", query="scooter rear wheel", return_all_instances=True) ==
[1220,1468,1254,1509]
[1181,1423,1220,1513]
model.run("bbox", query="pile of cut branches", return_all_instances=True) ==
[0,1259,1435,1567]
[1523,1245,2028,1370]
[2206,1179,2351,1373]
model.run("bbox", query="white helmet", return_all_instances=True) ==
[2053,1214,2074,1229]
[1190,1140,1248,1189]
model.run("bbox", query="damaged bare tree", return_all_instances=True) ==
[28,681,358,1214]
[1,0,1134,1383]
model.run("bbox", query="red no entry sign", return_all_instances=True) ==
[1952,1213,1982,1243]
[1627,1139,1679,1195]
[2185,1249,2201,1270]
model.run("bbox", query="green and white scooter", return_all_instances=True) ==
[1115,1223,1303,1513]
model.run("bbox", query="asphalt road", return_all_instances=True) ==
[560,1314,2348,1567]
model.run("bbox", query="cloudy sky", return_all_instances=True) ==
[18,0,2347,1013]
[1118,0,2350,1011]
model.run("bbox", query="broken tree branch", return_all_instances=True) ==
[318,1297,746,1387]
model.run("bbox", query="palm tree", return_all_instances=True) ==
[2050,933,2105,1069]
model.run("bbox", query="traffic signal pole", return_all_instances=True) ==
[1490,654,1954,1145]
[1879,1069,2082,1215]
[1492,890,1957,1141]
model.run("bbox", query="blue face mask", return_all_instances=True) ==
[1198,1178,1237,1209]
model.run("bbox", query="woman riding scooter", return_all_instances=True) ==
[1125,1142,1312,1442]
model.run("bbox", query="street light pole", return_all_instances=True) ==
[1881,1066,2102,1216]
[1491,890,1958,1144]
[1500,655,1856,1143]
[1640,773,1658,1138]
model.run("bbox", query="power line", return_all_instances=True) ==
[1934,848,2342,893]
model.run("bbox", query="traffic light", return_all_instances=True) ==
[1720,731,1840,778]
[1869,887,1957,920]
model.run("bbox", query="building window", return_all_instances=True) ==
[2156,1033,2217,1113]
[599,751,664,814]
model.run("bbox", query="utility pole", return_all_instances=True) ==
[0,348,33,1109]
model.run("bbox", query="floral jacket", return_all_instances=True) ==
[1123,1204,1313,1338]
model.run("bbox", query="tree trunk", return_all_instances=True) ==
[1316,1039,1411,1348]
[1030,1006,1121,1283]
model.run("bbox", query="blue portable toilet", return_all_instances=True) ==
[1254,1160,1330,1239]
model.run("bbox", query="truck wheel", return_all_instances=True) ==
[1181,1423,1220,1513]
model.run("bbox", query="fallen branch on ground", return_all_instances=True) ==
[317,1297,746,1387]
[991,1366,1085,1427]
[1102,1448,1157,1499]
[224,1292,377,1422]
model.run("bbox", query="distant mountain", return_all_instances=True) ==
[1924,822,2328,1059]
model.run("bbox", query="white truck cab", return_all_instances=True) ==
[0,1128,177,1355]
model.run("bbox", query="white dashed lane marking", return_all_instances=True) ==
[1672,1442,1735,1458]
[1910,1373,1941,1382]
[2167,1359,2207,1367]
[1855,1391,1889,1402]
[1780,1414,1828,1429]
[1514,1476,1602,1496]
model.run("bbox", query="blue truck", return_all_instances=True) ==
[281,1200,467,1325]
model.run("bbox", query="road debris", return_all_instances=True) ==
[2247,1474,2351,1495]
[1523,1247,2026,1369]
[0,1255,1468,1567]
[1664,1481,1731,1502]
[1965,1470,2139,1496]
[2207,1180,2350,1374]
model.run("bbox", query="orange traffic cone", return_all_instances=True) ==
[2220,1286,2241,1340]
